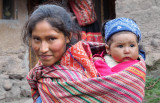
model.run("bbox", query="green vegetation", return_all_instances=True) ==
[144,76,160,103]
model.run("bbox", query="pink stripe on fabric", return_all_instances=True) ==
[74,80,127,103]
[131,65,146,75]
[113,75,144,94]
[102,76,142,100]
[91,78,138,103]
[59,66,75,81]
[40,80,53,103]
[41,79,70,102]
[112,60,139,72]
[48,83,63,98]
[127,68,145,82]
[72,70,82,80]
[121,73,145,89]
[86,79,130,103]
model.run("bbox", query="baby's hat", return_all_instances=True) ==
[104,17,141,42]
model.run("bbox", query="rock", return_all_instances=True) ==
[155,0,160,7]
[0,56,20,73]
[18,54,24,60]
[9,73,24,80]
[145,54,155,66]
[20,85,31,97]
[5,86,21,102]
[0,89,6,100]
[3,79,12,91]
[9,69,26,80]
[0,94,5,100]
[0,74,9,79]
[145,53,160,66]
[139,0,152,10]
[24,98,33,103]
[151,39,159,48]
[147,70,160,78]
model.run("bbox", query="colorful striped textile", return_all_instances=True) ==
[61,41,102,78]
[26,41,146,103]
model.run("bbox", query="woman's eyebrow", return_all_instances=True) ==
[31,35,39,38]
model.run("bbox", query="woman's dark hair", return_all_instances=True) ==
[22,4,80,47]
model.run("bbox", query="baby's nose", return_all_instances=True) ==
[124,47,130,54]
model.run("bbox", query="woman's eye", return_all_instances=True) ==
[118,45,123,48]
[49,37,55,41]
[33,37,40,41]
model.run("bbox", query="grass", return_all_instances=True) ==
[144,76,160,103]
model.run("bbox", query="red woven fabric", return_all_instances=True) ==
[68,0,97,26]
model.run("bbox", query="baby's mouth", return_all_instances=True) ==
[123,57,132,61]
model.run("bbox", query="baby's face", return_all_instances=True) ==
[107,32,139,63]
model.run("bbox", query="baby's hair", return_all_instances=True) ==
[101,19,111,38]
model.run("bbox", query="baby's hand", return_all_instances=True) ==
[93,57,104,62]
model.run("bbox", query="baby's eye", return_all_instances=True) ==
[130,44,135,47]
[118,45,123,48]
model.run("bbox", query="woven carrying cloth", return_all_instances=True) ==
[26,41,146,103]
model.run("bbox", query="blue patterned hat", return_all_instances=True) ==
[104,17,141,42]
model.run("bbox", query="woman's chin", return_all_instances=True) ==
[41,61,55,66]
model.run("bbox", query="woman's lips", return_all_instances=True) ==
[39,55,52,60]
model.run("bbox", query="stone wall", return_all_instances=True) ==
[0,0,31,102]
[116,0,160,76]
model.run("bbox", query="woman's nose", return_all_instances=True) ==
[40,41,49,53]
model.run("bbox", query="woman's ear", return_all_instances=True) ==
[105,44,111,55]
[66,32,72,43]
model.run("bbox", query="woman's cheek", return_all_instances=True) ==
[50,45,62,52]
[32,44,39,53]
[51,42,66,52]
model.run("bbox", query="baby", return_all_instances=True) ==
[93,17,145,76]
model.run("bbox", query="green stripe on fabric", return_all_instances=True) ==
[56,79,101,103]
[65,82,102,103]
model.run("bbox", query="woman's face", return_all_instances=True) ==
[31,20,70,66]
